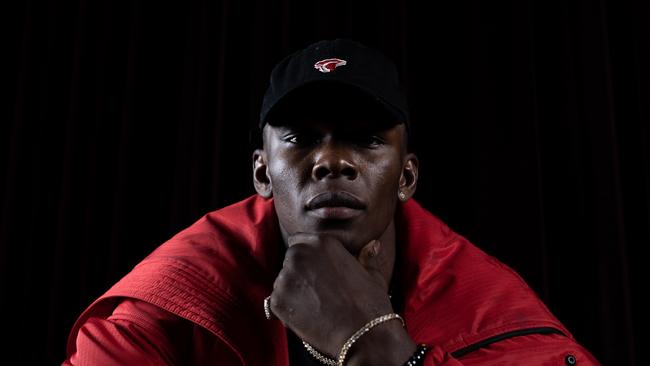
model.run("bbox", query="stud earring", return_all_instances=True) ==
[398,191,406,201]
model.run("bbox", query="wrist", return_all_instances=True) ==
[345,320,417,366]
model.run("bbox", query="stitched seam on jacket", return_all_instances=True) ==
[125,258,242,329]
[106,258,247,364]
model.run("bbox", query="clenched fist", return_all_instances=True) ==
[267,233,415,364]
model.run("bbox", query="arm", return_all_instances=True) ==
[63,299,240,365]
[265,233,601,366]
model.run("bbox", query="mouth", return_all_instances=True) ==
[305,191,366,220]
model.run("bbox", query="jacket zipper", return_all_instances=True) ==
[450,327,567,358]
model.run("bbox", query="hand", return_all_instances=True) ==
[268,233,393,357]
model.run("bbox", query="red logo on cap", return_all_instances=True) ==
[314,58,347,73]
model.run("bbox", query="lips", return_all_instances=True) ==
[306,191,366,210]
[306,191,366,220]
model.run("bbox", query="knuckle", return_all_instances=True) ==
[285,244,311,264]
[274,268,297,290]
[274,270,286,286]
[270,296,285,312]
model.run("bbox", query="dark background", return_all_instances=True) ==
[1,0,646,364]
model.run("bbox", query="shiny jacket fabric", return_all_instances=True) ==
[64,195,600,365]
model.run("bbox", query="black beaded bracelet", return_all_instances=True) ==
[403,344,429,366]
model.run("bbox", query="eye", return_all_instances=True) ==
[353,135,385,148]
[283,132,320,146]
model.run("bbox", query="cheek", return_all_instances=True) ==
[362,155,402,221]
[366,156,402,197]
[268,154,302,198]
[267,155,305,229]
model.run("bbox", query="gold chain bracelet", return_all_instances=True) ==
[302,340,337,365]
[301,313,405,366]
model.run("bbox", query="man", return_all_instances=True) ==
[64,39,600,365]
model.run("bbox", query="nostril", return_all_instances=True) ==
[340,159,358,180]
[312,164,331,180]
[311,158,357,180]
[341,165,357,180]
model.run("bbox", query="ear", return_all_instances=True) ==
[252,149,273,198]
[398,153,418,201]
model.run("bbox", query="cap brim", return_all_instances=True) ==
[262,80,407,129]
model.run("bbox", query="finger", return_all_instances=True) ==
[357,239,380,267]
[356,239,388,289]
[286,232,321,247]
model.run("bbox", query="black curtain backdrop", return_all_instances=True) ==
[1,0,647,364]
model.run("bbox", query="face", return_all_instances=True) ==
[253,112,418,255]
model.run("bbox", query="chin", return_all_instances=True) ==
[309,221,369,254]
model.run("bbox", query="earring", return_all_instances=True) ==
[398,191,406,201]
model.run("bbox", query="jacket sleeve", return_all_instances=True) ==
[63,298,240,365]
[420,333,600,365]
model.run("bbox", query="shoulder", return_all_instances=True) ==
[398,200,576,357]
[66,195,279,362]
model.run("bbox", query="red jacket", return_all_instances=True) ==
[64,195,600,365]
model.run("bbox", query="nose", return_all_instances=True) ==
[311,142,358,181]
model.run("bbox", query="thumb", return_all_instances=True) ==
[357,240,387,288]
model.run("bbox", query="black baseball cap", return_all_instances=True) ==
[259,39,409,128]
